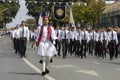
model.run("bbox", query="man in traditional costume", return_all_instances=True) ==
[36,16,57,76]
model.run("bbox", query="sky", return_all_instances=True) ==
[7,0,33,27]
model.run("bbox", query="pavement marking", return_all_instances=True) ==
[0,51,14,53]
[77,70,99,76]
[52,65,73,68]
[93,61,100,65]
[22,58,55,80]
[52,64,99,76]
[115,68,120,71]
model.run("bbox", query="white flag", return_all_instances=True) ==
[69,7,75,27]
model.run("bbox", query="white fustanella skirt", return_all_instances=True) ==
[37,41,57,57]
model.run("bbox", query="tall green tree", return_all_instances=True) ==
[25,18,36,28]
[0,1,20,23]
[0,6,3,22]
[88,0,105,27]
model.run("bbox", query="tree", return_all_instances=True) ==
[0,6,3,22]
[88,0,105,27]
[25,18,36,28]
[71,0,105,28]
[71,3,91,26]
[0,1,20,23]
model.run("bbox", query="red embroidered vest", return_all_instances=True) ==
[37,25,51,43]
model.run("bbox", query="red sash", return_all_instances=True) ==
[37,25,51,43]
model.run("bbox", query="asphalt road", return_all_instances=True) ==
[0,36,120,80]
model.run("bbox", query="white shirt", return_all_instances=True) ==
[13,29,20,39]
[77,32,82,43]
[36,25,57,42]
[89,31,96,41]
[61,29,69,39]
[81,30,89,42]
[68,31,74,40]
[18,26,29,40]
[102,31,108,40]
[55,29,61,40]
[108,30,118,44]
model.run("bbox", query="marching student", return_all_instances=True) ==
[81,28,89,59]
[89,29,96,56]
[76,27,82,58]
[36,16,57,76]
[68,27,75,56]
[13,25,20,54]
[102,28,108,58]
[108,27,118,60]
[19,21,29,58]
[55,25,62,56]
[61,25,69,58]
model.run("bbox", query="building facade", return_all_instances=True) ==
[101,1,120,27]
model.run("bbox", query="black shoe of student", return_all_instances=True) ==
[50,59,53,63]
[24,55,26,58]
[41,72,46,76]
[110,58,113,60]
[20,56,23,58]
[39,60,43,64]
[45,68,49,74]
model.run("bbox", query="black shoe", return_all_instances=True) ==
[24,55,26,58]
[41,72,46,76]
[39,60,43,64]
[45,68,49,74]
[50,59,53,63]
[110,58,113,60]
[20,56,23,58]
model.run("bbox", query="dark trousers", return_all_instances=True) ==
[14,38,20,54]
[76,40,81,57]
[62,39,68,58]
[55,39,61,56]
[97,41,103,58]
[115,43,119,58]
[74,40,77,56]
[102,40,107,58]
[81,40,87,58]
[20,37,27,57]
[108,40,116,60]
[69,39,74,55]
[89,40,96,56]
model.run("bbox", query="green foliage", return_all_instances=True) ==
[71,0,105,27]
[0,6,3,22]
[25,0,105,27]
[0,1,20,23]
[25,18,36,28]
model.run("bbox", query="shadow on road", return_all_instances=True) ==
[8,72,41,75]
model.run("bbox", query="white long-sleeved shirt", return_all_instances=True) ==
[108,30,118,44]
[36,25,57,42]
[81,30,89,43]
[68,31,74,41]
[89,31,96,41]
[61,29,69,40]
[55,29,62,40]
[13,29,20,39]
[18,26,29,40]
[77,32,82,43]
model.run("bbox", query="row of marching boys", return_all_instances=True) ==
[10,21,36,58]
[54,25,120,60]
[10,21,120,60]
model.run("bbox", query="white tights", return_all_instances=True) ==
[42,56,51,72]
